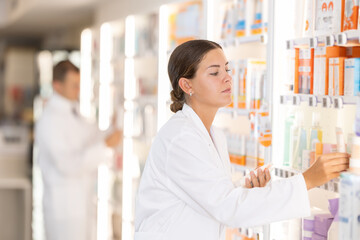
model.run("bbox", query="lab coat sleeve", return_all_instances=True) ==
[166,130,310,228]
[38,122,113,176]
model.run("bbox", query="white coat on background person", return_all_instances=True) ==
[35,60,121,240]
[134,40,350,240]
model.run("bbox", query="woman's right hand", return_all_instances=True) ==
[302,152,350,190]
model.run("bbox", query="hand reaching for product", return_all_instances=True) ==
[244,164,272,188]
[302,152,350,190]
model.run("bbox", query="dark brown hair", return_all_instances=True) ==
[168,39,222,113]
[53,60,79,83]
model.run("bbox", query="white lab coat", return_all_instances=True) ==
[135,103,311,240]
[35,93,113,240]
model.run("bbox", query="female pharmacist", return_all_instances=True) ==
[134,40,349,240]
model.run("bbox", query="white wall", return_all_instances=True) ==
[95,0,184,25]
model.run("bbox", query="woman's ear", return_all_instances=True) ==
[178,77,192,95]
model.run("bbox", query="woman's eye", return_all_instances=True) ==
[210,72,219,76]
[226,69,231,73]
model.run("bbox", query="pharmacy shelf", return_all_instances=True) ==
[287,37,316,49]
[220,34,267,48]
[274,166,340,193]
[336,30,360,46]
[287,30,360,49]
[279,94,357,108]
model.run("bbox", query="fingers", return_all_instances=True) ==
[326,164,349,175]
[265,168,271,182]
[250,171,260,188]
[245,178,252,189]
[257,169,266,187]
[320,152,350,160]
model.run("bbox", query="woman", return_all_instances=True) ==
[134,40,349,240]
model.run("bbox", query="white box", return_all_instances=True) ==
[314,47,326,95]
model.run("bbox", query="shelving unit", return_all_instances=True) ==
[270,1,360,239]
[280,94,358,108]
[122,12,159,240]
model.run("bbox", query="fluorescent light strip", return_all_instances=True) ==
[99,23,114,130]
[157,5,170,130]
[80,29,93,119]
[125,15,135,58]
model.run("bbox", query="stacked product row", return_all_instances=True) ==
[286,46,360,96]
[338,97,360,239]
[228,59,266,109]
[225,106,271,169]
[220,0,268,41]
[282,111,351,171]
[298,0,360,38]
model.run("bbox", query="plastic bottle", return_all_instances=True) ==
[283,110,295,166]
[309,112,323,150]
[355,96,360,136]
[291,112,306,170]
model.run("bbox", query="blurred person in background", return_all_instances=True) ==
[35,60,122,240]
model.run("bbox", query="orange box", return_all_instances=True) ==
[229,154,246,165]
[294,48,300,93]
[346,46,360,57]
[295,48,314,94]
[313,142,323,165]
[343,0,359,31]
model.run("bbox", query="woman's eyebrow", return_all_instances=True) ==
[207,62,229,69]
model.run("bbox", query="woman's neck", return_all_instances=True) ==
[188,102,218,135]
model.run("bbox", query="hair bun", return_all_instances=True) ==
[170,90,184,113]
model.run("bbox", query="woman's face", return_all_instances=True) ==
[190,48,232,109]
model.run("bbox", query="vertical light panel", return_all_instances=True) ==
[97,164,111,240]
[125,16,135,58]
[122,15,137,240]
[157,5,170,130]
[205,0,215,40]
[99,23,114,130]
[80,29,93,120]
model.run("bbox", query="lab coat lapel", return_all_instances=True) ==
[210,128,232,176]
[181,104,226,170]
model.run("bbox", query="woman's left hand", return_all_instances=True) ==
[245,168,271,188]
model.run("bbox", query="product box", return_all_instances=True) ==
[322,46,347,95]
[221,3,236,41]
[329,57,346,96]
[238,60,247,109]
[251,0,264,35]
[246,135,258,168]
[246,59,266,109]
[284,49,296,93]
[235,0,246,37]
[346,46,360,57]
[339,173,360,239]
[343,0,359,31]
[294,48,314,94]
[315,0,345,35]
[344,58,360,96]
[314,47,327,95]
[226,61,236,108]
[303,0,315,37]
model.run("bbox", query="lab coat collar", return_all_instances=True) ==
[51,92,79,114]
[181,103,214,143]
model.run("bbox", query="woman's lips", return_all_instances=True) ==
[222,88,231,93]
